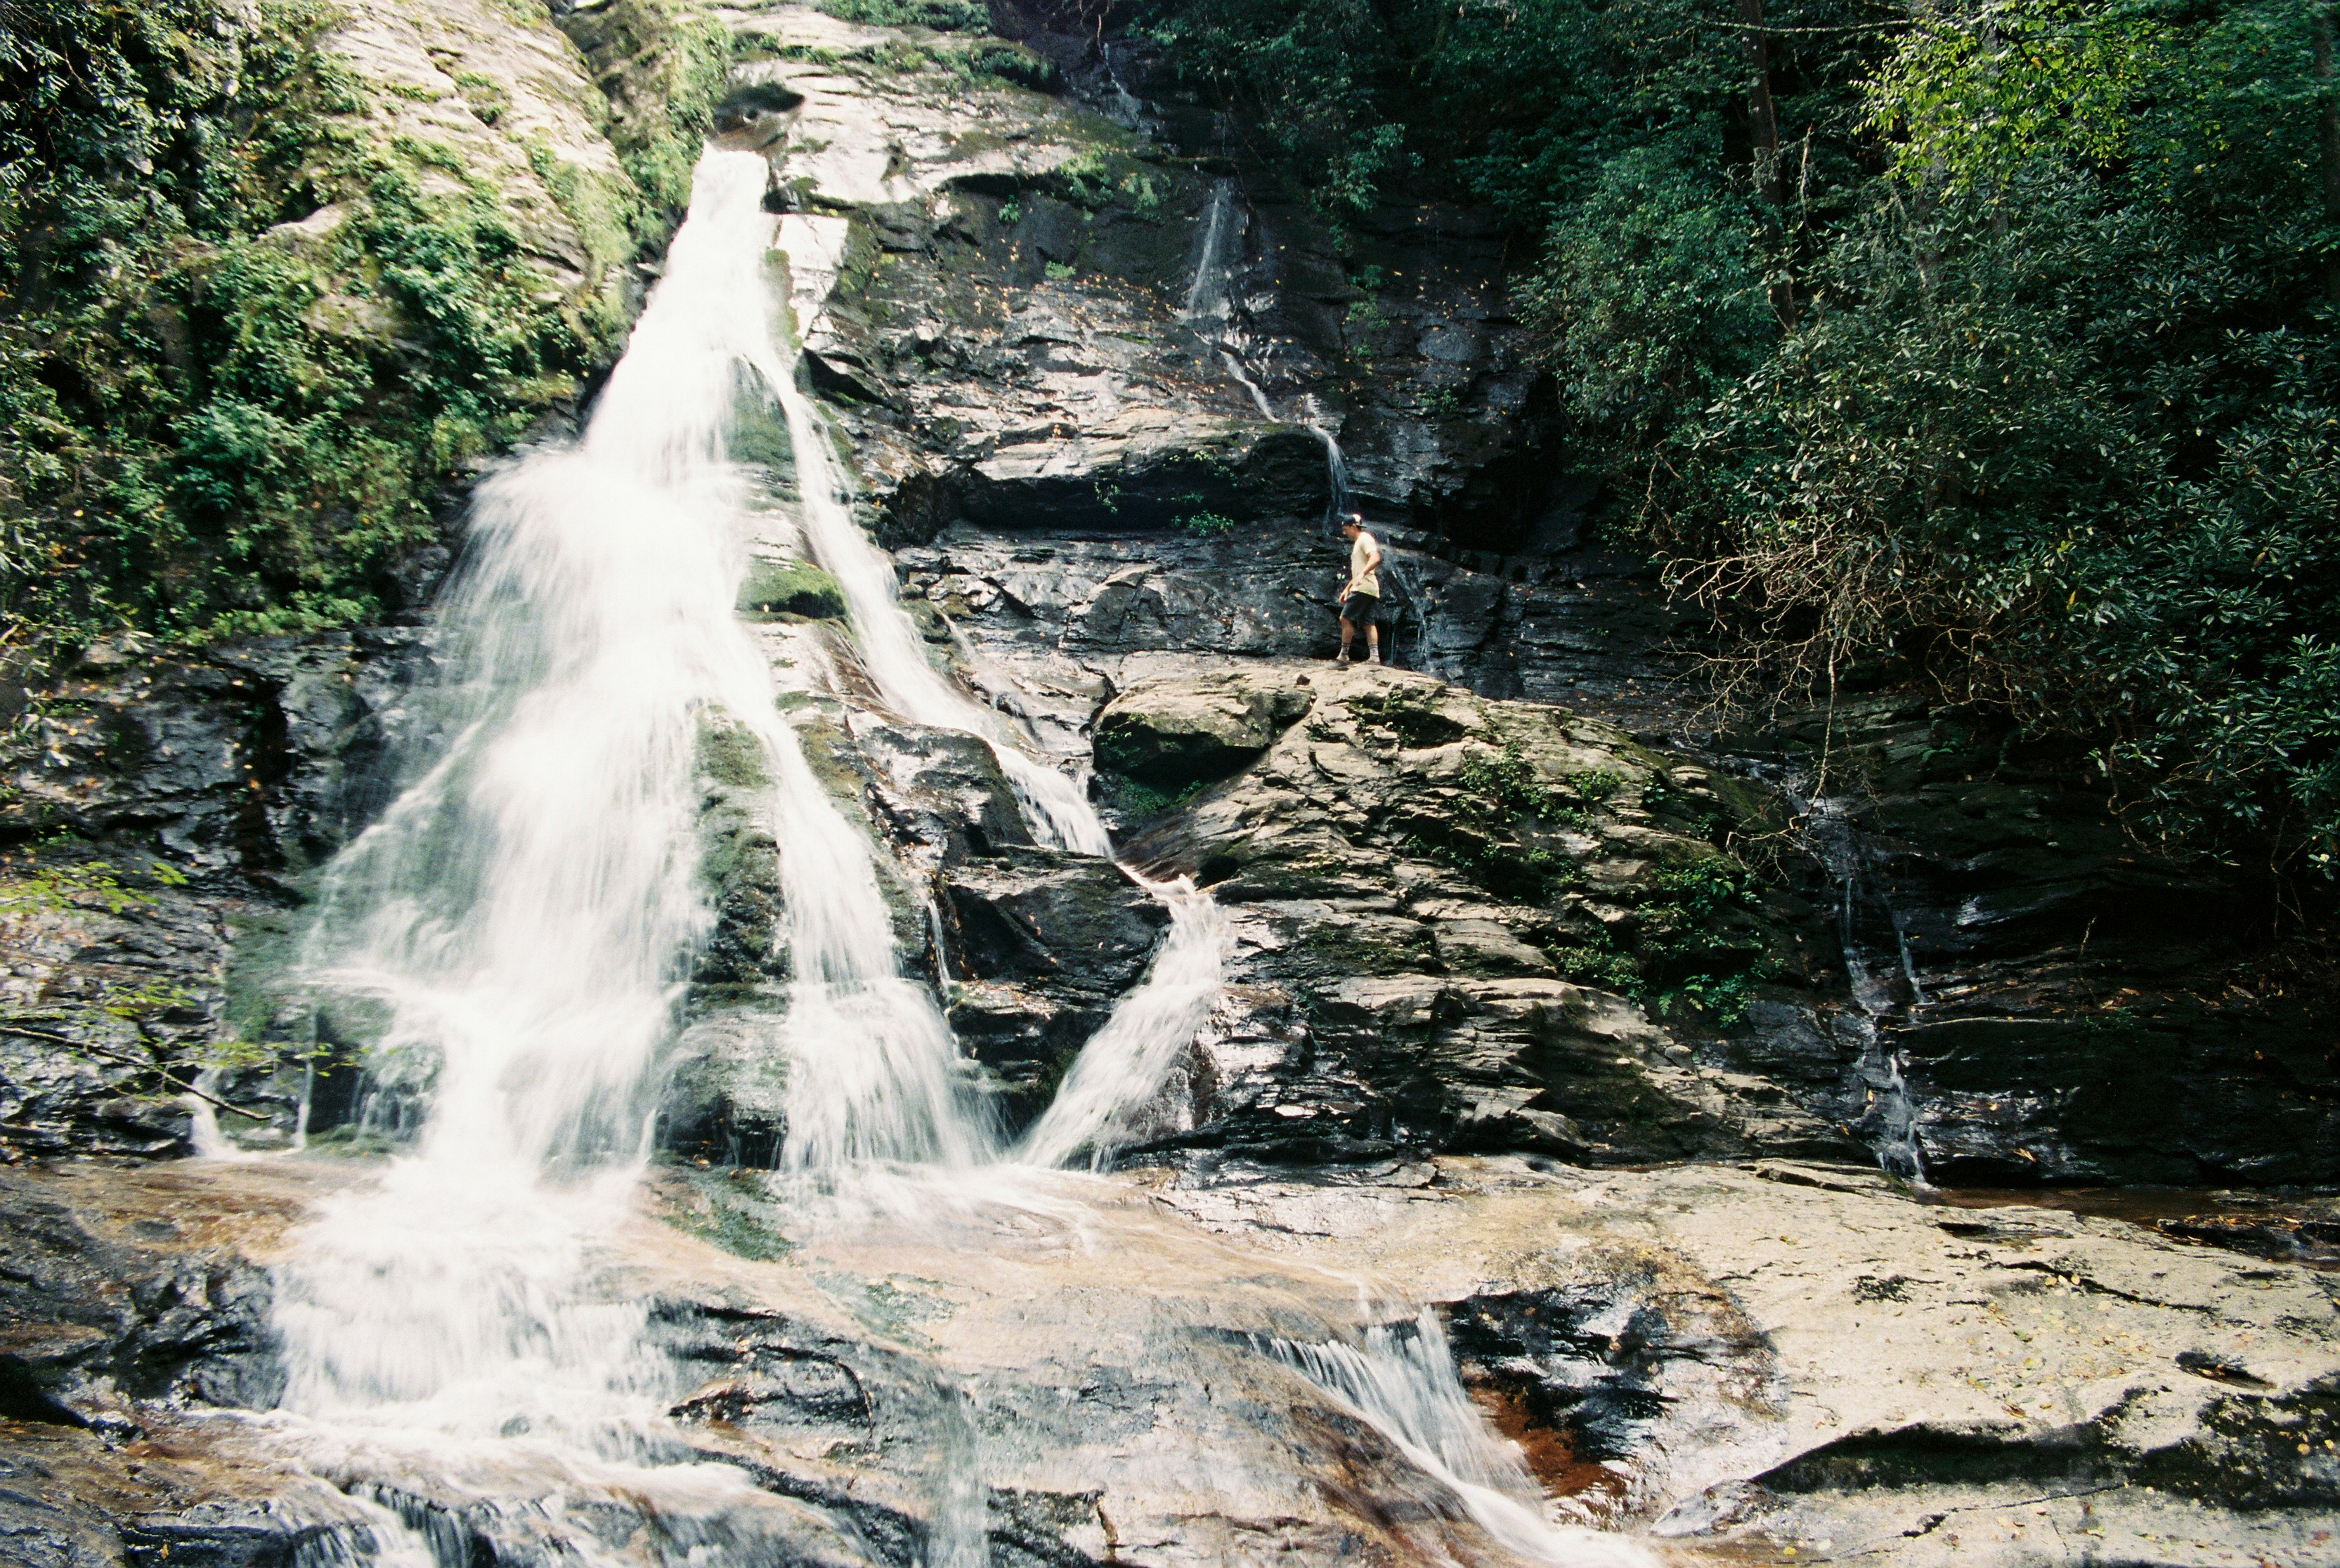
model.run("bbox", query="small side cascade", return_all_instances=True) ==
[1798,789,1930,1186]
[1017,876,1228,1169]
[1300,393,1352,525]
[1183,181,1408,667]
[1261,1310,1654,1568]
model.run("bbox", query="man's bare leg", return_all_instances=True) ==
[1337,613,1356,663]
[1367,621,1381,665]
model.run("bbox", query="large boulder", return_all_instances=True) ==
[1093,672,1315,787]
[1102,662,1845,1165]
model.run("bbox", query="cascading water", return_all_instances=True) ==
[1799,790,1930,1186]
[272,149,982,1463]
[763,216,1232,1162]
[236,147,1653,1568]
[1017,882,1228,1169]
[1263,1311,1651,1568]
[760,283,1108,858]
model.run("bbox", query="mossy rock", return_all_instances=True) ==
[739,558,848,620]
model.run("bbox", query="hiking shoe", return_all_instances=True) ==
[1366,652,1382,666]
[1334,651,1351,665]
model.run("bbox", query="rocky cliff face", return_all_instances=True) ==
[2,7,2336,1568]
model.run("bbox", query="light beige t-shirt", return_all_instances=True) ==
[1349,530,1381,596]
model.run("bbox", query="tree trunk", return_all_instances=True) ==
[1738,0,1798,326]
[2315,2,2340,303]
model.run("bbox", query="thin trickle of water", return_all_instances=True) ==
[1184,181,1236,322]
[1183,182,1357,542]
[1301,394,1352,523]
[1800,790,1929,1185]
[762,275,1107,855]
[1263,1311,1654,1568]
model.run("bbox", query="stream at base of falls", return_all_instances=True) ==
[216,150,1653,1568]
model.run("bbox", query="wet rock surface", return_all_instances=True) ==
[1,635,433,1163]
[5,1155,2336,1568]
[1712,693,2340,1189]
[1,5,2336,1567]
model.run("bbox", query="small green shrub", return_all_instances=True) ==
[1183,511,1237,537]
[1549,939,1642,997]
[1107,775,1209,816]
[954,43,1063,93]
[817,0,990,30]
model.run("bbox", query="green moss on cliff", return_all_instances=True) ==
[554,0,734,224]
[0,0,640,648]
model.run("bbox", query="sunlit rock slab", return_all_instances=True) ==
[6,1154,2336,1566]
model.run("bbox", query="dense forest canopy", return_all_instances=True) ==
[1144,0,2340,883]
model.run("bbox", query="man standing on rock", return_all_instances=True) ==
[1337,512,1382,666]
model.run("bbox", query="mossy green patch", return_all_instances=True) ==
[697,715,775,790]
[0,0,648,652]
[738,558,847,620]
[668,1168,798,1262]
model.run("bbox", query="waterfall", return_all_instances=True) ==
[1017,879,1227,1168]
[273,151,983,1442]
[765,218,1230,1167]
[1183,181,1236,322]
[1183,182,1356,537]
[238,149,1650,1568]
[1800,790,1930,1186]
[759,296,1108,858]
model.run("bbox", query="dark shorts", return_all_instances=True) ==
[1341,589,1379,620]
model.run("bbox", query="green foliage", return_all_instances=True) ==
[1145,0,2340,878]
[1417,386,1463,419]
[817,0,991,30]
[1651,856,1762,922]
[1525,143,1774,459]
[1456,737,1625,830]
[1457,739,1547,818]
[1134,0,1412,226]
[1654,971,1766,1030]
[0,843,188,919]
[1182,510,1237,537]
[1547,934,1642,994]
[0,0,637,652]
[606,4,734,220]
[1104,773,1209,816]
[948,43,1065,93]
[1865,1,2169,190]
